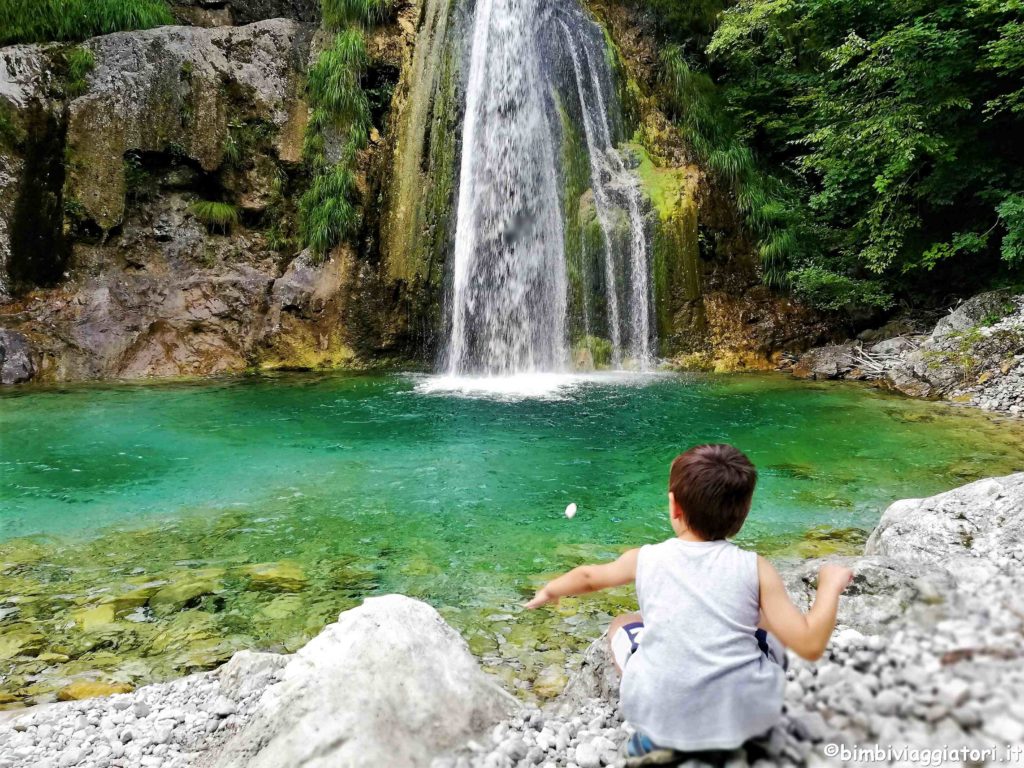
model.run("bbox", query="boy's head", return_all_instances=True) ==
[668,444,757,540]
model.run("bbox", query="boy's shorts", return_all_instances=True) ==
[610,622,788,672]
[612,623,790,758]
[610,621,645,669]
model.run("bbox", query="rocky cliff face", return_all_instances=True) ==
[0,9,416,383]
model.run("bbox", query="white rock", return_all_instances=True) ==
[212,596,515,768]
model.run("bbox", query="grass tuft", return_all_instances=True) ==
[189,200,240,234]
[63,46,96,99]
[298,29,372,259]
[1,0,173,45]
[322,0,393,29]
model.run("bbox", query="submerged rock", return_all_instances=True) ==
[239,561,308,593]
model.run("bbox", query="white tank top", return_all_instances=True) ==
[619,538,784,751]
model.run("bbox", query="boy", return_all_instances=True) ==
[526,444,853,756]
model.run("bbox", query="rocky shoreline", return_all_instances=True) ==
[790,291,1024,418]
[2,473,1022,767]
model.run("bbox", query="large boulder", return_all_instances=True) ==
[780,555,957,634]
[865,473,1024,590]
[790,342,858,380]
[931,290,1015,339]
[212,595,515,768]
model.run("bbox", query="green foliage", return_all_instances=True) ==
[62,46,96,99]
[0,106,24,149]
[323,0,393,29]
[574,335,614,368]
[657,46,808,288]
[223,120,275,169]
[0,0,173,45]
[998,194,1024,264]
[189,200,240,234]
[642,0,1024,312]
[305,30,371,139]
[790,267,893,312]
[299,29,372,259]
[299,165,358,255]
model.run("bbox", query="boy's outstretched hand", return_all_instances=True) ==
[523,549,639,610]
[817,564,854,596]
[524,587,557,610]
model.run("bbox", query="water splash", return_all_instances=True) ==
[444,0,655,376]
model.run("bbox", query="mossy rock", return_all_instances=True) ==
[259,593,305,621]
[532,664,569,699]
[792,527,869,559]
[149,573,222,611]
[0,626,46,660]
[71,604,117,631]
[100,582,165,615]
[37,652,70,663]
[57,679,133,701]
[147,610,218,654]
[239,561,308,592]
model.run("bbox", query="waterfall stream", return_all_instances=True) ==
[444,0,655,376]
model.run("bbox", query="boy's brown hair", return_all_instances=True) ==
[669,444,757,540]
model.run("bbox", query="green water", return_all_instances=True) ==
[1,371,1022,705]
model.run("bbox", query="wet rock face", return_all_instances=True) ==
[64,20,313,232]
[0,18,386,381]
[0,329,34,384]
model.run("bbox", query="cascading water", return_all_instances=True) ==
[444,0,655,376]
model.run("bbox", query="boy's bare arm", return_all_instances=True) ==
[757,556,853,661]
[525,548,639,609]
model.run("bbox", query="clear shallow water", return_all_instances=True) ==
[1,371,1022,705]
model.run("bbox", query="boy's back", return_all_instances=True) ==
[621,538,784,751]
[525,443,852,758]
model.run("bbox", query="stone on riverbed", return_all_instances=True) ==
[57,679,133,701]
[239,562,308,593]
[212,595,516,768]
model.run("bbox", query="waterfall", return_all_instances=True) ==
[444,0,654,376]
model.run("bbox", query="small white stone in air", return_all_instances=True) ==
[564,503,577,519]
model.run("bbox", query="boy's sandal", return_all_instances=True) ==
[624,749,688,767]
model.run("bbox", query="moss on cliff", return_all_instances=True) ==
[626,142,703,353]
